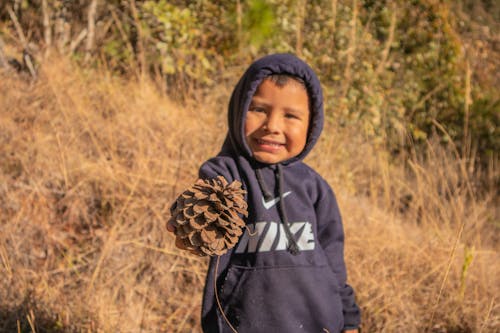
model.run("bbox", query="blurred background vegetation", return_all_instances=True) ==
[0,0,498,172]
[0,1,498,332]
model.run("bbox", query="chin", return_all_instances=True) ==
[253,153,285,164]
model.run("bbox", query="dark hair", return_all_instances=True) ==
[266,74,307,90]
[265,74,311,117]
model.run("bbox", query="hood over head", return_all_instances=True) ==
[221,53,324,165]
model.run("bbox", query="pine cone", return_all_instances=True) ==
[168,176,248,256]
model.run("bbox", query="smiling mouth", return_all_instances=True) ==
[255,139,285,151]
[255,138,285,149]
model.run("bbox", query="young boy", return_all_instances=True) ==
[174,54,360,332]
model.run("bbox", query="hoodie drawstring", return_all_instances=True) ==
[255,166,300,255]
[255,168,273,202]
[277,164,300,255]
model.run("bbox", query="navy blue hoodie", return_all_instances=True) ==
[199,54,361,332]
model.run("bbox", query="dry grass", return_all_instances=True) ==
[0,58,498,332]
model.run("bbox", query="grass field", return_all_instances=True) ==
[0,57,498,332]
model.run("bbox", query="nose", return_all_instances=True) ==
[263,111,282,133]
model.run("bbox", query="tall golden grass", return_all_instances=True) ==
[0,58,498,332]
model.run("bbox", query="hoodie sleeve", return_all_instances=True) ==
[315,183,361,330]
[199,157,231,180]
[198,156,241,333]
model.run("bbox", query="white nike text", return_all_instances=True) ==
[235,221,315,253]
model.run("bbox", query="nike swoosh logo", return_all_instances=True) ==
[262,191,292,210]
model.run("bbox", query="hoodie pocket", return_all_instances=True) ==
[218,264,344,333]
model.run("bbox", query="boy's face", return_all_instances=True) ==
[244,79,310,164]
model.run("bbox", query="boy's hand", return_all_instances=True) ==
[343,329,359,333]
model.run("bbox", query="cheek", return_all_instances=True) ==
[244,114,260,137]
[244,121,252,138]
[287,125,309,145]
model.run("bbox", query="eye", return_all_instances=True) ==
[249,105,266,113]
[285,112,300,120]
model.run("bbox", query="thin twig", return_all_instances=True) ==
[42,0,52,52]
[426,218,465,331]
[172,143,184,198]
[109,5,137,71]
[85,0,99,61]
[295,0,307,57]
[27,310,37,333]
[55,1,70,51]
[215,255,238,333]
[87,175,141,293]
[340,0,358,98]
[330,0,338,52]
[7,6,27,47]
[0,35,8,68]
[130,0,146,77]
[23,51,37,79]
[408,81,447,119]
[177,296,197,333]
[463,61,472,159]
[0,244,13,279]
[70,28,88,54]
[236,0,242,54]
[124,240,203,261]
[478,297,495,333]
[375,3,397,75]
[431,119,476,202]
